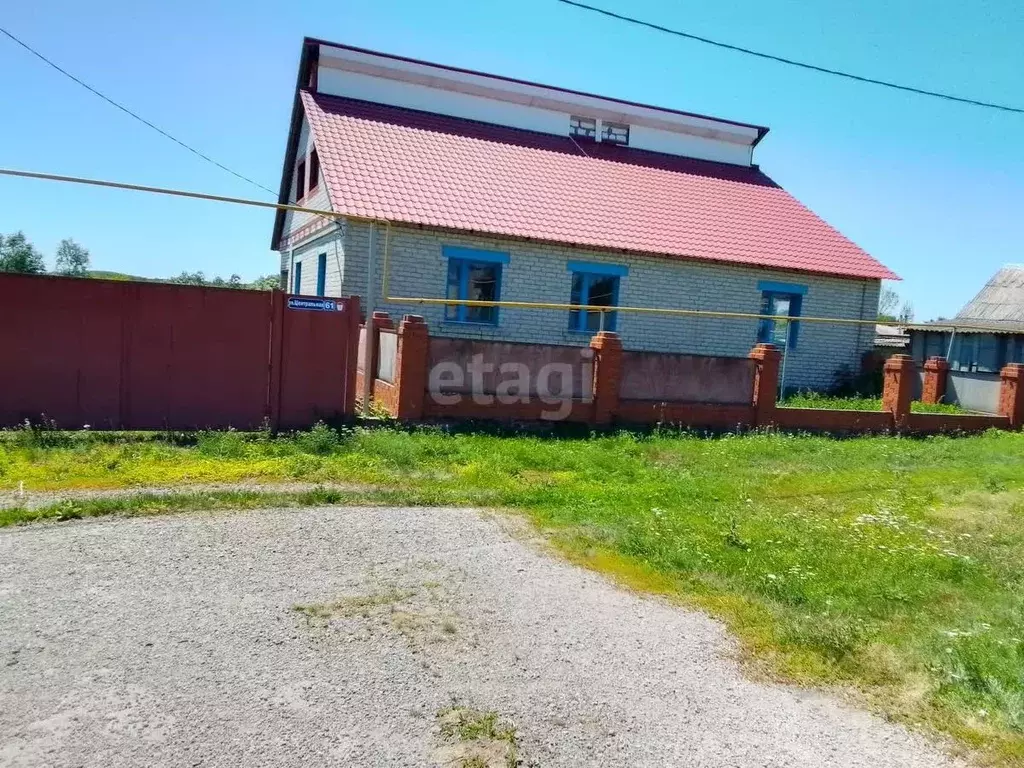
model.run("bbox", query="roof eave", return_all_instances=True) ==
[271,40,320,251]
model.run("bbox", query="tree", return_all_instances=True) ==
[878,287,914,323]
[170,271,208,286]
[209,274,243,288]
[54,238,91,276]
[0,231,46,274]
[878,287,900,319]
[250,274,280,290]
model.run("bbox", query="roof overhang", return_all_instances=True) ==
[271,40,320,251]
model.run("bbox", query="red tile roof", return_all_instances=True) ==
[301,91,897,281]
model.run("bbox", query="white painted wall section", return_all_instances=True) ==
[315,44,761,167]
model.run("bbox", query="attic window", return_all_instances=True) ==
[296,158,307,200]
[569,115,596,140]
[601,121,630,146]
[309,149,320,193]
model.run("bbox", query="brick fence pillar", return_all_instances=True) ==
[394,314,430,421]
[921,356,949,405]
[749,343,780,427]
[999,363,1024,429]
[590,331,622,426]
[882,354,914,429]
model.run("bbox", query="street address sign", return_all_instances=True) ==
[287,297,343,312]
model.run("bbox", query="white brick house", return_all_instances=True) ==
[272,38,895,391]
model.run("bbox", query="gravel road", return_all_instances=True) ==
[0,506,961,767]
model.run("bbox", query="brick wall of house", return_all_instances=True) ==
[335,221,880,391]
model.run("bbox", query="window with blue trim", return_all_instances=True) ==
[316,253,327,296]
[443,246,506,324]
[567,261,626,333]
[756,281,805,349]
[292,261,302,294]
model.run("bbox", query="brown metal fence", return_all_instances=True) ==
[0,273,360,430]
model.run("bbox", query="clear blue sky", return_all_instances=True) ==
[1,0,1021,320]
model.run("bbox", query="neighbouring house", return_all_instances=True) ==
[907,266,1024,373]
[271,38,896,391]
[874,323,910,356]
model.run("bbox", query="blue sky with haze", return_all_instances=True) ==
[1,0,1021,321]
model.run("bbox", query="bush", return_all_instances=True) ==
[196,429,249,458]
[295,421,342,455]
[9,417,73,449]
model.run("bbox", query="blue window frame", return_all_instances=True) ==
[443,246,508,325]
[567,261,627,333]
[292,261,302,294]
[756,281,806,349]
[316,253,327,296]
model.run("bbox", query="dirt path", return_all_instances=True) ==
[0,506,962,767]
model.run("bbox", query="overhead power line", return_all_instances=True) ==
[557,0,1024,115]
[0,167,334,219]
[0,26,278,195]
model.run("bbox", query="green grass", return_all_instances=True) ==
[4,424,1024,763]
[782,391,967,414]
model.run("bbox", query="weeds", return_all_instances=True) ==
[436,705,520,768]
[781,391,966,414]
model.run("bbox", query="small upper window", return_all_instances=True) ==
[601,121,630,146]
[296,158,307,200]
[569,115,597,140]
[308,149,320,193]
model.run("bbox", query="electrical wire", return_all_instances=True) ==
[0,26,279,195]
[557,0,1024,115]
[3,165,1018,336]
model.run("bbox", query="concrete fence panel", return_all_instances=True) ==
[948,371,1002,414]
[619,351,755,404]
[427,337,592,398]
[377,330,398,384]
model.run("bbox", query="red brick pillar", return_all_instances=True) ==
[921,356,949,405]
[882,354,914,429]
[999,363,1024,429]
[589,331,622,426]
[749,343,780,427]
[394,314,430,421]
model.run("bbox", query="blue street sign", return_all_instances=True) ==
[287,297,343,312]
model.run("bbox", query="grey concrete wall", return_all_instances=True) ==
[948,371,1002,414]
